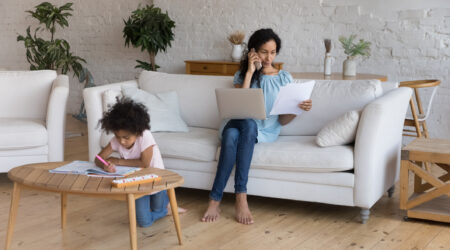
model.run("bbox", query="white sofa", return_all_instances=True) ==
[0,70,69,173]
[84,71,412,223]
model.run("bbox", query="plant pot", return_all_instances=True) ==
[343,56,357,76]
[231,44,243,62]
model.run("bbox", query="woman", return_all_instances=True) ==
[202,28,312,225]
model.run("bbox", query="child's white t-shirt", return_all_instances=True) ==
[110,130,164,169]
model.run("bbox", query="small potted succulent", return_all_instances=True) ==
[339,34,371,76]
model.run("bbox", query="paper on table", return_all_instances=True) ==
[269,80,316,115]
[49,161,141,178]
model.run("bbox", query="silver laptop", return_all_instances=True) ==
[215,88,266,120]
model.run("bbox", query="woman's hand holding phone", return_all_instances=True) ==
[248,48,262,73]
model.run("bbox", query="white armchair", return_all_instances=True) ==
[0,70,69,173]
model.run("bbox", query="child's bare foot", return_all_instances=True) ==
[201,199,221,222]
[167,204,187,215]
[235,193,254,225]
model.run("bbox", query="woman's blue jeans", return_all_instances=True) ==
[135,190,169,227]
[210,119,258,201]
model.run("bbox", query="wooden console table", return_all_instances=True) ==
[6,162,184,250]
[400,138,450,223]
[291,72,387,82]
[185,60,284,76]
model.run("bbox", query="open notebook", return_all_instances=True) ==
[49,161,140,178]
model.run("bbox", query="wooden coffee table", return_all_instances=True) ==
[400,138,450,223]
[5,162,184,250]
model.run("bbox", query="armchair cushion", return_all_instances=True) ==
[0,70,56,119]
[0,118,47,149]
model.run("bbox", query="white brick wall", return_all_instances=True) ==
[0,0,153,114]
[0,0,449,138]
[153,0,450,139]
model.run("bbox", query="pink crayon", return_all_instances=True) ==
[95,155,109,166]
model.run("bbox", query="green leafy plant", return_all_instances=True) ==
[123,4,175,71]
[17,2,85,77]
[339,34,371,58]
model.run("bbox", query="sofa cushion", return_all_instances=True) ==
[0,70,56,119]
[0,118,48,149]
[102,89,122,112]
[280,79,382,136]
[100,127,220,162]
[138,71,234,129]
[316,110,361,147]
[216,136,354,172]
[122,86,189,132]
[153,127,219,162]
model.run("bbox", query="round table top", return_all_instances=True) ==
[291,72,387,82]
[8,162,184,194]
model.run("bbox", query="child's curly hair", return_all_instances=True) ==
[99,97,150,136]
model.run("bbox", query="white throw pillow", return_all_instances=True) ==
[316,110,360,147]
[121,86,189,132]
[102,89,122,112]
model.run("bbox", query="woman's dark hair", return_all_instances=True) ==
[239,28,281,88]
[99,97,150,136]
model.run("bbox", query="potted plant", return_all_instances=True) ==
[228,31,245,62]
[123,5,176,71]
[339,34,371,76]
[17,2,85,78]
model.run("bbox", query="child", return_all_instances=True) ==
[96,97,172,227]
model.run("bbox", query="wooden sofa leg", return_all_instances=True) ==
[360,208,370,224]
[387,185,395,198]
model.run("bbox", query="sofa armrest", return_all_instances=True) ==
[46,75,69,161]
[353,87,412,208]
[83,80,138,161]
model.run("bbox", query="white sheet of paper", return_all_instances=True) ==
[269,80,316,115]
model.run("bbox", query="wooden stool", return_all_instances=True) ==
[400,138,450,223]
[399,79,440,138]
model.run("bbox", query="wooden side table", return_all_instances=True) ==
[5,162,184,250]
[400,138,450,223]
[185,60,284,76]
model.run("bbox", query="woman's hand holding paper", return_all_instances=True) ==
[298,99,312,111]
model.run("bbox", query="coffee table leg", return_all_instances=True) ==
[127,194,137,250]
[5,182,22,250]
[167,188,182,245]
[61,192,67,229]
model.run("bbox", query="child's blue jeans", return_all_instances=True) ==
[135,190,169,227]
[209,119,258,201]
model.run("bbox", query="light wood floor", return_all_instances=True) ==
[1,116,449,250]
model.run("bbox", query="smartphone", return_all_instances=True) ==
[254,61,262,70]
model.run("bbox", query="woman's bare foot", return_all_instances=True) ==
[167,204,188,216]
[201,199,221,222]
[235,193,254,225]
